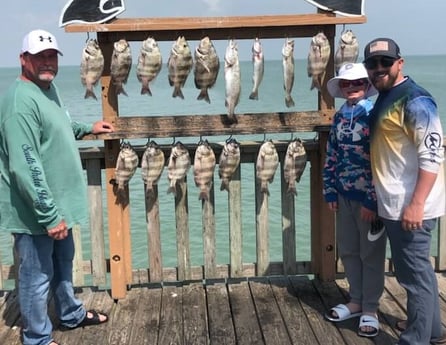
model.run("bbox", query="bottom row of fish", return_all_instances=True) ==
[111,138,307,200]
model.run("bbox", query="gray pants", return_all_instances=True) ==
[385,218,442,345]
[336,195,387,313]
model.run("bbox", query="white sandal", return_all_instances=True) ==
[325,304,362,322]
[358,314,379,337]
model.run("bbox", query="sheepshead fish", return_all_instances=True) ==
[282,38,295,108]
[218,138,241,191]
[334,29,359,73]
[80,39,104,100]
[110,39,132,96]
[193,140,216,201]
[283,138,307,196]
[113,141,139,196]
[224,39,241,123]
[307,32,331,91]
[167,141,191,195]
[141,141,165,193]
[167,36,193,99]
[249,37,264,101]
[194,36,219,104]
[256,140,279,194]
[136,37,162,96]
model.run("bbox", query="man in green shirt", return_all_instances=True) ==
[0,29,113,345]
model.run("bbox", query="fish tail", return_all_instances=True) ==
[310,76,321,91]
[285,95,295,108]
[116,84,129,96]
[172,87,184,99]
[141,85,153,96]
[249,90,258,100]
[287,186,297,196]
[220,180,229,191]
[199,190,209,201]
[260,182,269,194]
[84,89,98,100]
[197,89,210,103]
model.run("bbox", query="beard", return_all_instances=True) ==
[370,71,398,92]
[38,70,56,83]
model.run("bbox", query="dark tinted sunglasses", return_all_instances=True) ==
[339,79,367,89]
[364,56,397,70]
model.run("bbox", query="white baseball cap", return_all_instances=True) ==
[326,62,376,99]
[21,29,63,56]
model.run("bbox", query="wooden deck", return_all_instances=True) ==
[2,273,446,345]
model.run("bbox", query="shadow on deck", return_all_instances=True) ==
[1,273,446,345]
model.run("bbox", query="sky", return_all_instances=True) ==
[0,0,444,67]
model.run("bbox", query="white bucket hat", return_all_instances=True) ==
[21,29,63,56]
[326,62,376,98]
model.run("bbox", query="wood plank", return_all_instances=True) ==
[228,166,243,277]
[128,286,162,345]
[72,225,85,286]
[249,278,292,345]
[206,283,236,345]
[81,111,336,141]
[227,280,264,345]
[145,185,163,282]
[158,285,183,344]
[108,288,140,345]
[86,158,107,286]
[289,276,345,345]
[183,283,209,345]
[269,276,319,345]
[202,187,216,279]
[175,180,191,281]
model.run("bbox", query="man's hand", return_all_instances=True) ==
[91,121,114,134]
[47,220,68,240]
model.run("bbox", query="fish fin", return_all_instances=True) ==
[84,89,98,100]
[167,186,177,196]
[172,87,184,99]
[197,89,210,103]
[116,85,128,96]
[249,91,258,100]
[285,95,295,108]
[310,76,321,91]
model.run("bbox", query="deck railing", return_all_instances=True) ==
[1,133,445,299]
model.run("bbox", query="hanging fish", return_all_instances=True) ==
[249,37,264,101]
[141,140,165,193]
[334,29,359,74]
[112,141,139,197]
[282,38,295,108]
[194,36,219,104]
[193,140,216,201]
[167,141,191,195]
[110,38,132,96]
[218,138,241,192]
[80,38,104,100]
[224,39,241,123]
[256,140,279,194]
[167,36,193,99]
[307,32,331,91]
[283,138,307,196]
[136,37,162,96]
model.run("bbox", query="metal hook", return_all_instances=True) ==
[171,136,176,145]
[85,32,90,43]
[226,134,233,143]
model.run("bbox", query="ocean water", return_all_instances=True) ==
[0,55,445,273]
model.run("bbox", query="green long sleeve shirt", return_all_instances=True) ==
[0,78,93,234]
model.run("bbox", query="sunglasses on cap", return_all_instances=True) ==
[339,79,367,89]
[364,56,397,70]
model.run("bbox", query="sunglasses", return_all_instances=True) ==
[339,79,367,89]
[364,56,397,70]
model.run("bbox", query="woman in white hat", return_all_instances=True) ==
[323,63,386,338]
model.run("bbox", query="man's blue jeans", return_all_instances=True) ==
[14,231,86,345]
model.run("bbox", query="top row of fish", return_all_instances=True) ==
[80,30,359,114]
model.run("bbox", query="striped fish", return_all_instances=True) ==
[256,140,279,194]
[307,32,331,91]
[167,36,193,99]
[193,140,216,201]
[218,138,241,192]
[283,138,307,196]
[141,141,165,193]
[136,37,162,96]
[113,141,139,196]
[334,29,359,73]
[167,141,191,195]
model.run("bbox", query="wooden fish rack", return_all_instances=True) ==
[65,11,367,299]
